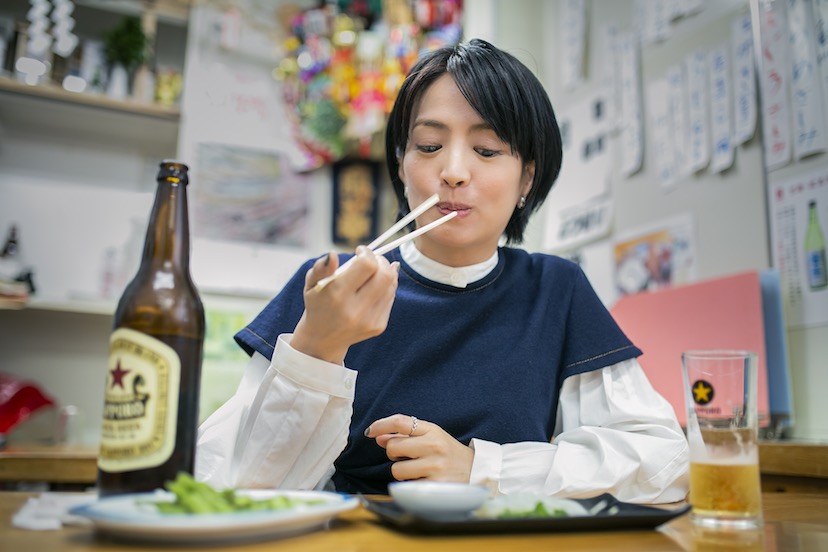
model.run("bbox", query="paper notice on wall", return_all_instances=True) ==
[685,49,711,174]
[709,42,734,174]
[667,64,688,181]
[619,30,643,177]
[816,0,828,135]
[600,23,621,132]
[560,0,586,90]
[634,0,671,46]
[543,91,612,252]
[757,0,793,171]
[648,77,679,189]
[787,0,827,159]
[544,196,613,254]
[731,13,757,145]
[767,165,828,328]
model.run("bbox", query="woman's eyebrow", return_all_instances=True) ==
[412,119,494,133]
[412,118,448,130]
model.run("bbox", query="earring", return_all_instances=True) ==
[518,196,526,209]
[404,187,409,199]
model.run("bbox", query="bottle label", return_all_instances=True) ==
[98,328,180,472]
[807,249,827,289]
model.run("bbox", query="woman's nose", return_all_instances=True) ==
[441,148,470,188]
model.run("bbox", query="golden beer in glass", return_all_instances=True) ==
[682,351,762,529]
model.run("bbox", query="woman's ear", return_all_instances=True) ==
[521,161,536,198]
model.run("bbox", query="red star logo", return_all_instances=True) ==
[110,361,130,389]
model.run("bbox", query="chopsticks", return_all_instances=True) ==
[314,193,456,291]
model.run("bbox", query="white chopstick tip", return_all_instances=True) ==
[372,210,457,256]
[313,195,453,292]
[366,193,440,251]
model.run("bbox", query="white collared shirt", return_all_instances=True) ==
[399,241,498,288]
[196,246,689,503]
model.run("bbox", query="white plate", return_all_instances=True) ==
[69,489,358,544]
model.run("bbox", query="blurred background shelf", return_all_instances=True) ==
[24,296,116,316]
[0,76,180,158]
[75,0,191,26]
[0,0,188,158]
[0,76,180,119]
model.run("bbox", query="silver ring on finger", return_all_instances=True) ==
[409,416,418,436]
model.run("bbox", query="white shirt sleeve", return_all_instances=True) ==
[195,334,356,490]
[468,358,689,504]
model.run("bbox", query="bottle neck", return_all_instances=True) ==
[141,179,190,268]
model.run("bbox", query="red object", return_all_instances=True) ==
[0,373,56,434]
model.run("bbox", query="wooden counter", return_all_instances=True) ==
[759,440,828,494]
[2,491,827,552]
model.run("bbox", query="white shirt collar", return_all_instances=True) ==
[400,241,499,288]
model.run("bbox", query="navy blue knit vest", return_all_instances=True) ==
[234,247,641,494]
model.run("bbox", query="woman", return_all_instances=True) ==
[196,39,689,503]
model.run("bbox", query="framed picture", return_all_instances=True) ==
[331,159,381,248]
[192,142,310,248]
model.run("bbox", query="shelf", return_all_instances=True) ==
[0,443,99,484]
[75,0,192,26]
[16,290,270,317]
[0,296,116,316]
[0,76,180,157]
[0,76,180,120]
[25,297,116,316]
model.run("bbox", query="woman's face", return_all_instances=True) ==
[398,74,534,267]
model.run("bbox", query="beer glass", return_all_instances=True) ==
[681,350,762,529]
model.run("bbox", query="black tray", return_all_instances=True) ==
[362,493,690,535]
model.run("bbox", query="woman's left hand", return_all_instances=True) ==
[364,414,475,483]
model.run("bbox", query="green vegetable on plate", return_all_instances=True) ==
[148,472,322,514]
[495,501,569,519]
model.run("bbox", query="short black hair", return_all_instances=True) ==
[385,38,563,244]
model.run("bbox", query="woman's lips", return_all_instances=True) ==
[437,202,471,218]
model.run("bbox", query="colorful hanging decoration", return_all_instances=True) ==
[274,0,462,171]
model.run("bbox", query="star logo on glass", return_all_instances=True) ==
[692,380,714,405]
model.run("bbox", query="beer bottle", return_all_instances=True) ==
[97,160,205,497]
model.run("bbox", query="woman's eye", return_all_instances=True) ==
[417,144,440,153]
[477,148,500,158]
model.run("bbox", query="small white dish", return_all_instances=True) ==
[388,481,489,518]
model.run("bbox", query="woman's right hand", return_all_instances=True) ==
[290,247,400,365]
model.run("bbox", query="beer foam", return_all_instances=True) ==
[690,448,758,464]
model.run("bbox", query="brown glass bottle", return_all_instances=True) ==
[97,160,205,497]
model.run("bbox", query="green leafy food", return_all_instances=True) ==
[496,501,569,519]
[148,472,323,515]
[475,494,586,520]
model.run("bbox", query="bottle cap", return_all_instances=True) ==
[158,160,189,183]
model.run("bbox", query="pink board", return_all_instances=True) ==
[610,271,769,427]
